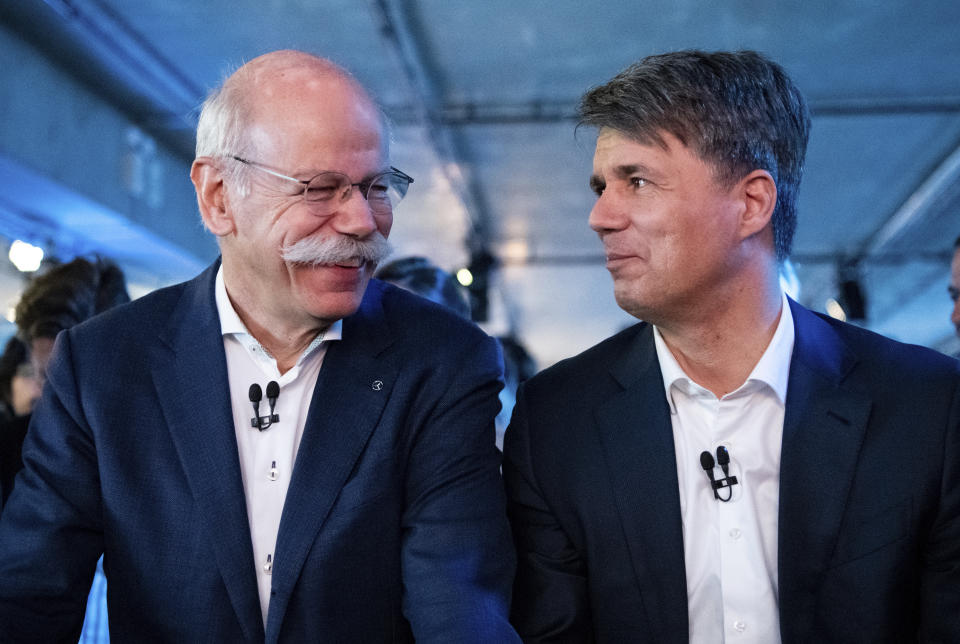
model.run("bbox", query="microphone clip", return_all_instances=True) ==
[699,446,739,502]
[249,381,280,431]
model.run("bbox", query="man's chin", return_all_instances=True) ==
[300,292,366,324]
[291,266,372,321]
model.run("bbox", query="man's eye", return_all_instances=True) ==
[630,177,647,190]
[304,181,341,201]
[367,180,390,195]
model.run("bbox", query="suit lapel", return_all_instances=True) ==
[151,263,264,642]
[265,283,398,639]
[778,300,871,630]
[595,325,689,644]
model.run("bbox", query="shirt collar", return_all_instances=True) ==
[214,265,342,366]
[746,291,794,405]
[654,291,795,411]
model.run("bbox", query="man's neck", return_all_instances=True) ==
[222,275,328,375]
[657,281,784,399]
[237,310,325,375]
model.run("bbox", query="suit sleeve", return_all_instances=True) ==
[503,384,594,642]
[400,333,521,643]
[0,331,103,641]
[919,376,960,641]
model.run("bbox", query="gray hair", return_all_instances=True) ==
[579,50,811,261]
[195,62,256,196]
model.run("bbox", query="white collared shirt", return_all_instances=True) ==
[654,292,794,643]
[215,267,342,627]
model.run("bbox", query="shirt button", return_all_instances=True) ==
[268,461,279,481]
[733,620,746,632]
[729,528,742,540]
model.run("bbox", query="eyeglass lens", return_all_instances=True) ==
[304,171,410,214]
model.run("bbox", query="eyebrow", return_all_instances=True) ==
[590,163,663,191]
[611,163,660,181]
[589,174,605,193]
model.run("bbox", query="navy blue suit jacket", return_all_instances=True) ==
[0,262,519,643]
[504,299,960,642]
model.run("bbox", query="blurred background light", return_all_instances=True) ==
[456,267,474,287]
[825,298,847,321]
[8,240,44,272]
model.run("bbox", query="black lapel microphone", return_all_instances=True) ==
[699,451,724,500]
[266,381,280,419]
[249,384,262,418]
[699,447,739,502]
[716,446,733,478]
[249,381,280,431]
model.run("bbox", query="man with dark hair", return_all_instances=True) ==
[1,257,130,508]
[0,50,518,642]
[504,50,960,642]
[14,257,130,386]
[950,234,960,338]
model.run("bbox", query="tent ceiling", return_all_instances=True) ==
[1,0,958,365]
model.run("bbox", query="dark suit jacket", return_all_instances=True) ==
[504,299,960,643]
[0,262,519,643]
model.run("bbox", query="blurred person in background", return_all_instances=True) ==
[1,256,129,509]
[0,337,38,422]
[15,257,130,389]
[375,255,471,319]
[375,256,537,449]
[0,336,39,508]
[495,335,535,449]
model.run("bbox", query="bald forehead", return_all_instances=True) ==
[230,50,373,109]
[227,50,386,159]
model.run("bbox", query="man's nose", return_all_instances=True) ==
[331,188,379,237]
[588,192,625,234]
[952,298,960,329]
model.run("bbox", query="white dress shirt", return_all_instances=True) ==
[653,292,794,643]
[215,267,342,627]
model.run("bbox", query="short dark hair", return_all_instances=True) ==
[15,257,131,343]
[375,256,470,319]
[954,234,960,249]
[579,50,811,261]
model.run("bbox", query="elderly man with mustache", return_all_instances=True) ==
[0,50,518,643]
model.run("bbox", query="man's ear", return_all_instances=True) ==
[738,169,777,241]
[191,157,235,236]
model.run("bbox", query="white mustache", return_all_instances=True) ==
[280,232,392,266]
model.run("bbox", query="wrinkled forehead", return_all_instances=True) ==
[264,99,384,172]
[592,127,685,168]
[236,56,388,159]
